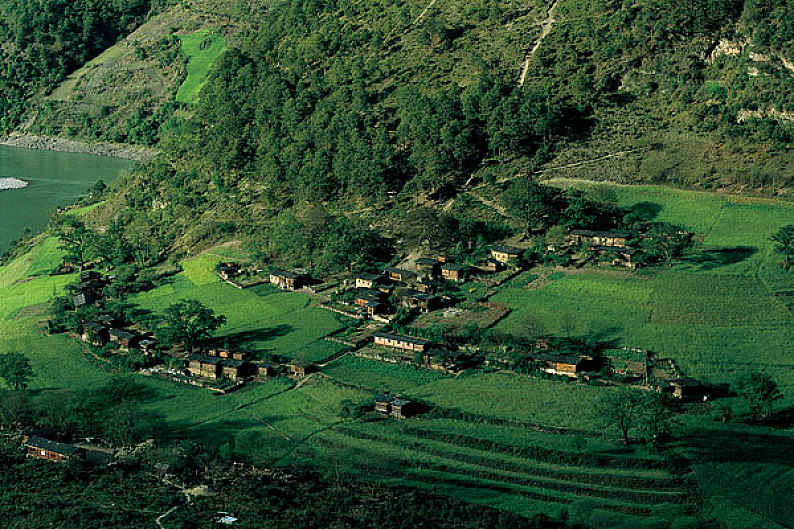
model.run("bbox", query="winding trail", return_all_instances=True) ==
[519,0,559,86]
[155,506,178,529]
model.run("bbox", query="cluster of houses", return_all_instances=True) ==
[186,349,260,382]
[74,272,159,357]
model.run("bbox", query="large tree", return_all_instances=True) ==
[501,177,554,236]
[734,371,783,420]
[595,388,674,445]
[640,222,691,266]
[770,224,794,271]
[0,352,35,390]
[158,300,226,352]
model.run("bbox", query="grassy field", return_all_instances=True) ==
[131,254,350,361]
[493,184,794,398]
[175,29,227,103]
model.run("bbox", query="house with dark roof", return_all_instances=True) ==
[440,262,467,282]
[108,329,140,350]
[384,267,416,283]
[373,332,430,353]
[374,394,395,414]
[400,290,440,312]
[82,321,109,346]
[73,291,96,309]
[390,398,414,419]
[414,257,441,277]
[187,354,222,378]
[25,436,83,462]
[355,272,386,290]
[481,257,506,273]
[269,269,309,291]
[286,361,315,377]
[220,359,255,381]
[490,245,523,264]
[218,262,242,281]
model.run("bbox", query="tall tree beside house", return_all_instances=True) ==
[734,371,783,421]
[640,222,692,266]
[501,177,554,237]
[594,388,674,445]
[158,300,226,352]
[0,353,35,391]
[770,224,794,271]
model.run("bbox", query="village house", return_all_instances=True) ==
[286,361,315,377]
[414,257,441,277]
[390,398,414,419]
[256,362,274,377]
[218,262,242,281]
[73,291,96,309]
[373,332,430,353]
[384,267,417,283]
[355,272,387,290]
[187,354,223,378]
[423,348,463,373]
[440,262,467,282]
[569,230,631,247]
[490,245,523,264]
[374,394,395,415]
[207,348,247,361]
[108,329,141,351]
[354,288,386,306]
[481,257,506,273]
[25,436,83,463]
[82,321,109,346]
[138,338,159,355]
[219,359,255,381]
[400,290,440,312]
[595,246,639,269]
[80,271,102,282]
[269,269,309,291]
[656,378,706,401]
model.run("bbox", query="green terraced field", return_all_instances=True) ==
[176,30,227,103]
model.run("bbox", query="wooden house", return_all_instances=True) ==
[25,436,83,463]
[269,269,309,291]
[481,257,505,273]
[108,329,140,350]
[80,271,102,282]
[401,290,440,312]
[218,262,241,281]
[390,398,413,419]
[569,230,631,247]
[355,272,385,290]
[73,291,96,309]
[187,354,222,378]
[440,262,466,282]
[220,359,254,381]
[414,258,441,277]
[656,378,705,401]
[490,245,523,264]
[286,362,315,377]
[373,332,430,353]
[256,363,274,377]
[354,288,385,306]
[384,267,416,283]
[82,322,109,346]
[374,394,394,414]
[138,338,159,355]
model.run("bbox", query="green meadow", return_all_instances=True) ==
[175,30,227,104]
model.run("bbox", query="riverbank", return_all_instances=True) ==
[0,177,28,191]
[0,134,158,162]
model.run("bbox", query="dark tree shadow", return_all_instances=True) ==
[218,324,294,351]
[680,246,757,271]
[629,202,662,222]
[683,428,794,467]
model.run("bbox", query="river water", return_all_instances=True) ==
[0,145,132,253]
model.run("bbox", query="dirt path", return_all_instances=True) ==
[155,506,178,529]
[519,0,559,86]
[412,0,440,26]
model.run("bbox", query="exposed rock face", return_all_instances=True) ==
[0,134,157,162]
[0,177,28,191]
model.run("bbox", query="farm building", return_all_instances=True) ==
[187,354,223,378]
[490,245,523,264]
[384,267,416,283]
[81,321,109,346]
[423,348,463,373]
[73,291,96,309]
[286,362,315,377]
[219,359,255,381]
[218,262,241,280]
[269,270,309,291]
[138,338,159,355]
[207,348,247,361]
[480,257,506,273]
[414,258,441,277]
[354,288,386,307]
[25,436,83,463]
[440,262,467,282]
[373,332,430,353]
[656,378,706,401]
[569,230,631,247]
[108,329,141,350]
[542,356,589,377]
[355,272,387,290]
[390,398,414,419]
[374,394,395,414]
[80,271,102,281]
[400,290,440,312]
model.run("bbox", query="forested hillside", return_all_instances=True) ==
[0,0,155,132]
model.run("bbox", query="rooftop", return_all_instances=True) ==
[415,258,439,266]
[188,354,222,365]
[373,332,430,345]
[25,436,81,456]
[441,262,465,271]
[491,245,523,254]
[571,230,631,238]
[356,272,382,282]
